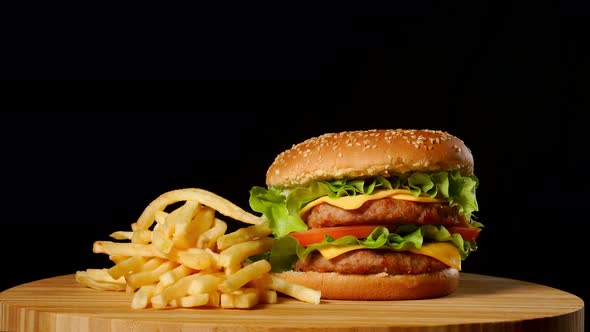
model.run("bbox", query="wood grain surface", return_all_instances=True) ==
[0,273,584,332]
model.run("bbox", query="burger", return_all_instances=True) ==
[248,129,482,300]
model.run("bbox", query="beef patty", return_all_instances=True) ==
[306,198,464,229]
[295,249,448,275]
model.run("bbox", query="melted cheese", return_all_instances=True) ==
[405,242,461,270]
[299,189,444,216]
[317,242,461,270]
[317,245,365,260]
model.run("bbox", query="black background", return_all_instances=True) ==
[3,6,588,322]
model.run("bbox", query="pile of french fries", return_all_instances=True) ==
[76,188,320,309]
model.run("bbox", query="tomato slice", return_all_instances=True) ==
[288,225,481,246]
[288,225,385,246]
[447,226,481,241]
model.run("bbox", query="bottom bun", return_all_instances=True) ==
[272,268,459,300]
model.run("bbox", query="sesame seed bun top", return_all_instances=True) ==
[266,129,474,188]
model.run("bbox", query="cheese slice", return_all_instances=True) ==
[316,242,461,270]
[405,242,461,270]
[299,189,444,216]
[317,244,365,260]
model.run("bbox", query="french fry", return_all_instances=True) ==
[151,201,200,252]
[108,256,148,279]
[221,288,259,309]
[258,289,278,304]
[159,264,195,287]
[217,222,272,251]
[157,215,175,238]
[110,229,152,244]
[154,210,168,225]
[110,231,133,241]
[79,187,323,310]
[187,274,224,294]
[176,293,210,308]
[218,237,274,269]
[192,205,216,236]
[233,289,259,309]
[131,285,156,309]
[169,201,200,249]
[132,188,263,231]
[174,248,214,270]
[218,259,271,293]
[75,271,126,291]
[109,255,128,264]
[125,284,135,294]
[150,273,203,309]
[93,241,166,258]
[172,204,215,249]
[267,275,321,305]
[204,248,220,265]
[84,268,125,284]
[207,291,221,307]
[151,231,174,254]
[197,218,227,249]
[223,263,242,277]
[220,293,233,308]
[140,257,166,271]
[126,260,178,289]
[131,229,152,244]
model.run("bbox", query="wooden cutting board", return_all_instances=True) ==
[0,273,584,332]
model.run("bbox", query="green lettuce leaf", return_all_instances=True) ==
[249,171,481,238]
[248,186,307,237]
[263,225,476,273]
